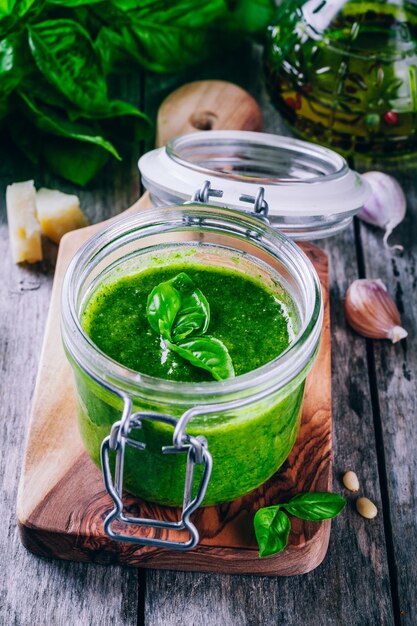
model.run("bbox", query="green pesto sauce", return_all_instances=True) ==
[81,264,292,381]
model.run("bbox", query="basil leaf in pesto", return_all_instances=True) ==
[147,280,182,342]
[283,492,346,521]
[146,272,209,343]
[166,337,235,381]
[169,272,210,342]
[254,507,291,558]
[147,272,234,380]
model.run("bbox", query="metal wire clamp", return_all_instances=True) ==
[189,180,270,224]
[101,397,212,550]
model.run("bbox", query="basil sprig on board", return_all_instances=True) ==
[254,492,346,558]
[147,272,235,381]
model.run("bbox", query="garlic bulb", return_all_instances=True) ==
[344,279,407,343]
[358,172,406,252]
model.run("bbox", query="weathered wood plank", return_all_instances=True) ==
[354,159,417,625]
[0,73,144,626]
[143,52,395,626]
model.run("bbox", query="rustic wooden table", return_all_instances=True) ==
[1,46,415,626]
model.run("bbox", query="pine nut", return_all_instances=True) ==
[343,470,360,492]
[356,497,378,519]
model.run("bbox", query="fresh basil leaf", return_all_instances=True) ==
[68,98,148,122]
[123,22,214,73]
[28,19,109,114]
[254,506,291,558]
[9,113,41,163]
[0,34,26,98]
[0,97,10,121]
[0,0,39,38]
[283,492,346,521]
[42,135,110,186]
[94,0,226,73]
[18,91,121,159]
[47,0,103,5]
[167,336,235,381]
[68,99,152,142]
[223,0,276,37]
[21,70,151,141]
[124,0,226,28]
[147,281,182,342]
[169,273,210,342]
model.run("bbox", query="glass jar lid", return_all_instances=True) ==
[138,130,371,239]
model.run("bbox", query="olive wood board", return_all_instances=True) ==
[16,80,331,576]
[17,232,331,577]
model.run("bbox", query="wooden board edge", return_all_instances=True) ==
[18,518,330,576]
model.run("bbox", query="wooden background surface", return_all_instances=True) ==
[1,43,415,626]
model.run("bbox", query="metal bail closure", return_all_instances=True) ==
[188,180,270,225]
[191,179,223,204]
[239,187,270,223]
[100,396,213,550]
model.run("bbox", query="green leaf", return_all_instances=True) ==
[0,96,10,121]
[169,273,210,341]
[146,272,210,342]
[0,31,34,112]
[97,22,213,74]
[18,91,121,159]
[94,0,227,73]
[223,0,276,37]
[68,99,152,142]
[47,0,103,5]
[42,135,110,186]
[147,272,234,380]
[0,35,24,97]
[28,19,109,114]
[9,113,40,162]
[166,336,235,381]
[147,280,182,342]
[254,507,291,558]
[0,0,39,38]
[283,492,346,521]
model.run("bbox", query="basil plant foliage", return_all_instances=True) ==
[0,0,275,186]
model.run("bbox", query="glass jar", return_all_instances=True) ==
[62,130,369,549]
[62,205,322,547]
[264,0,417,157]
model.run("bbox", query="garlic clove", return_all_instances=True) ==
[389,326,408,343]
[344,279,408,343]
[358,172,406,252]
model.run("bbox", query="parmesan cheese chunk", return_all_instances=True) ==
[6,180,42,264]
[36,188,88,244]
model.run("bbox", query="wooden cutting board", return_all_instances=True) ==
[17,81,332,576]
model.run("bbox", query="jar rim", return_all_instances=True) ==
[138,130,370,240]
[166,131,348,185]
[62,205,323,404]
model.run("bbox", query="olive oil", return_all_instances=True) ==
[265,1,417,156]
